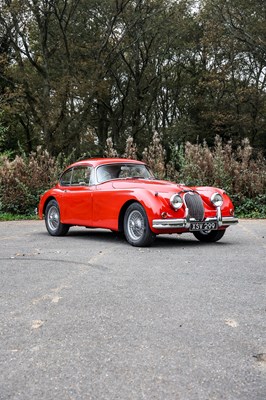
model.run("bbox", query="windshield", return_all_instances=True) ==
[96,163,154,183]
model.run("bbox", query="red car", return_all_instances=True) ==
[38,158,238,246]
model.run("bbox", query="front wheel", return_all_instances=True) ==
[45,199,69,236]
[193,229,225,243]
[124,203,156,247]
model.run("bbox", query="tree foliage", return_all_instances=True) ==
[0,0,265,157]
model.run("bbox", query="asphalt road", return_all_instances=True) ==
[0,219,265,400]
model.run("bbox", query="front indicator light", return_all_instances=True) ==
[170,194,183,210]
[211,192,223,207]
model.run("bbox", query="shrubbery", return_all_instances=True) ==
[0,148,62,215]
[0,135,265,217]
[174,137,266,218]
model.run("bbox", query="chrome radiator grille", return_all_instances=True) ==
[184,192,204,221]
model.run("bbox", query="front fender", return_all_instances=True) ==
[38,189,63,219]
[193,186,235,214]
[117,189,180,232]
[93,187,173,231]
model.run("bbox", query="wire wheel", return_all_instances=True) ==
[45,200,69,236]
[127,209,145,241]
[47,205,60,232]
[124,202,156,247]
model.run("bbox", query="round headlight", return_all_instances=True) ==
[211,192,223,207]
[170,194,183,210]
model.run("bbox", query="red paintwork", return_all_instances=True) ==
[38,158,236,235]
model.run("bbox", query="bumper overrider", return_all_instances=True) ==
[152,207,238,230]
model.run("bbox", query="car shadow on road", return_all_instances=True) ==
[152,235,230,248]
[62,228,231,248]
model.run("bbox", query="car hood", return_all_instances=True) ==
[111,179,191,193]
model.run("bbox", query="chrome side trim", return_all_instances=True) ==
[152,216,238,229]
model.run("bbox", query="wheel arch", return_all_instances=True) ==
[118,199,142,232]
[117,191,162,233]
[42,196,57,217]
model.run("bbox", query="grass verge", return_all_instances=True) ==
[0,213,38,221]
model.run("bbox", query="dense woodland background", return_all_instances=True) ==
[0,0,265,216]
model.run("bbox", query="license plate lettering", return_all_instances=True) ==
[190,222,217,231]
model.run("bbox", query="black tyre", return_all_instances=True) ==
[124,202,156,247]
[45,200,69,236]
[193,229,225,243]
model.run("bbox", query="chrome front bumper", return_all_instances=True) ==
[152,213,238,230]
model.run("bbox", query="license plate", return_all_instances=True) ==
[189,221,217,231]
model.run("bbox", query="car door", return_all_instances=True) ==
[59,165,94,226]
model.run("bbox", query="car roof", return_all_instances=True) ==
[67,158,146,169]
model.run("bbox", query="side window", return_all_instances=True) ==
[71,166,92,186]
[60,168,72,186]
[97,165,120,183]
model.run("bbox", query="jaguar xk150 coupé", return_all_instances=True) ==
[38,158,238,246]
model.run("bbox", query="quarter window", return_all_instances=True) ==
[60,168,72,186]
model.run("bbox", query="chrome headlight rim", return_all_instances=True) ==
[170,194,183,210]
[211,192,223,207]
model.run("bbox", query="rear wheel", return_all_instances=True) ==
[45,200,69,236]
[124,203,155,247]
[193,229,225,243]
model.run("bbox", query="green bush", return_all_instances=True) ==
[234,195,266,218]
